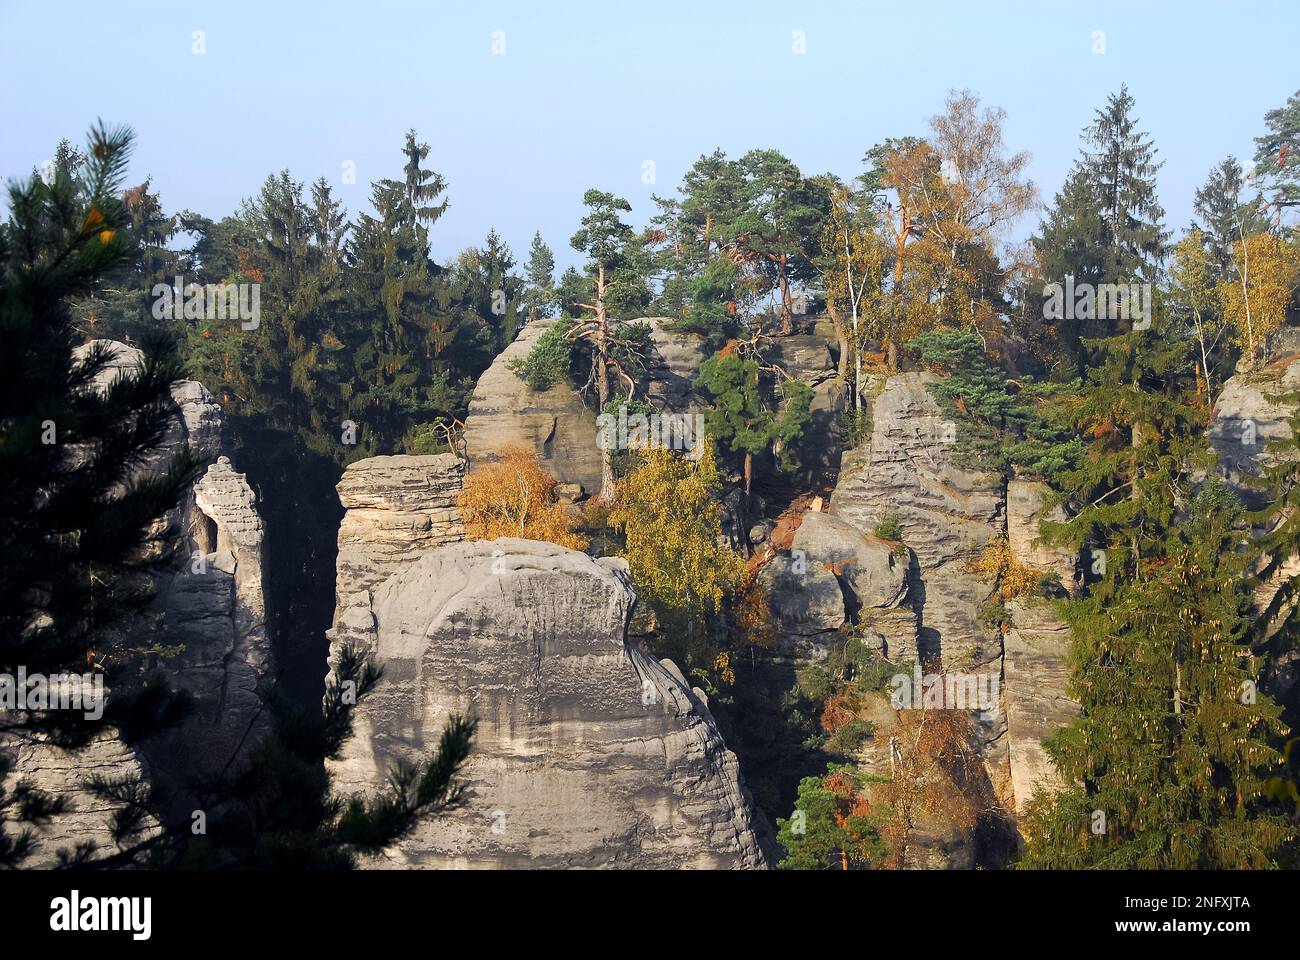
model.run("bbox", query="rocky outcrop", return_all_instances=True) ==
[1209,351,1300,703]
[1207,354,1300,509]
[464,318,604,493]
[143,454,271,812]
[1002,599,1077,816]
[334,454,465,621]
[830,373,1004,673]
[463,318,717,496]
[3,342,271,862]
[1,727,158,863]
[759,509,919,660]
[1006,479,1076,592]
[327,539,769,868]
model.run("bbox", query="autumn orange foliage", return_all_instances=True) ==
[457,447,588,550]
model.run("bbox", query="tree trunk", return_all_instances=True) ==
[594,263,616,503]
[743,451,753,495]
[778,255,793,335]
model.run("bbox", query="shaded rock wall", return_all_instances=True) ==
[3,342,271,863]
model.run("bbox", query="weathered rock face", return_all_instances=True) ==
[830,373,1004,672]
[464,318,604,493]
[812,371,1080,855]
[463,318,716,495]
[1209,352,1300,703]
[759,509,918,659]
[3,342,271,862]
[1207,355,1300,509]
[144,454,271,811]
[334,454,465,621]
[757,555,846,638]
[1002,599,1077,815]
[327,539,769,868]
[1006,480,1077,592]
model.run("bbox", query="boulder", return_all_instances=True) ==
[326,539,770,868]
[792,511,908,610]
[756,554,846,637]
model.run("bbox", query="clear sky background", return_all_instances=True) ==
[2,1,1296,271]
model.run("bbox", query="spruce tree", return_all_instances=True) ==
[1253,89,1300,216]
[1020,324,1292,867]
[1082,85,1169,286]
[521,230,557,324]
[1032,164,1108,369]
[1193,157,1271,281]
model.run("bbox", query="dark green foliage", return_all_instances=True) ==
[509,320,574,390]
[521,230,557,324]
[1021,483,1291,868]
[0,123,199,866]
[907,329,1082,478]
[776,765,888,870]
[674,255,741,348]
[1253,89,1300,214]
[1020,323,1292,867]
[1035,87,1169,370]
[1193,156,1271,280]
[695,352,813,487]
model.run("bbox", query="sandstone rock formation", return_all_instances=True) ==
[327,538,769,868]
[334,453,465,621]
[1209,352,1300,703]
[1006,480,1076,592]
[830,373,1004,673]
[464,318,604,492]
[3,342,271,862]
[1002,599,1076,815]
[1207,354,1300,509]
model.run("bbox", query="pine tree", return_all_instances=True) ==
[0,123,199,866]
[344,131,455,455]
[568,188,641,502]
[71,177,184,344]
[732,149,831,334]
[695,352,812,494]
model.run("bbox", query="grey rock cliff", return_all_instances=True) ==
[334,453,465,622]
[326,538,770,868]
[3,342,271,862]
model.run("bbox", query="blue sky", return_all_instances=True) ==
[1,0,1295,271]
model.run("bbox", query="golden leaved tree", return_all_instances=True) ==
[456,447,588,550]
[1220,232,1300,368]
[609,442,746,678]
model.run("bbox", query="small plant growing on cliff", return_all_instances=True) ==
[965,536,1038,602]
[457,447,588,550]
[872,513,902,543]
[508,321,574,391]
